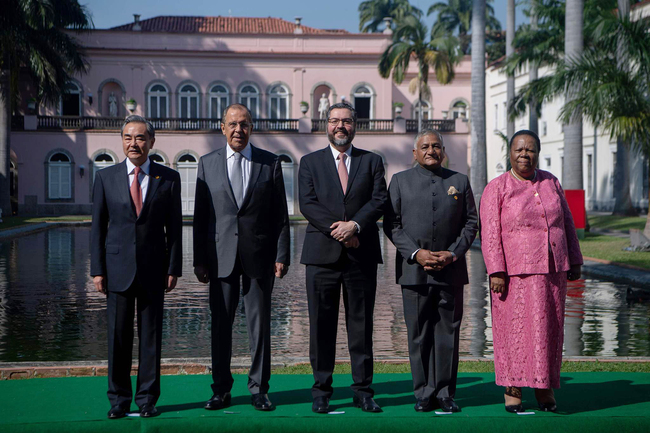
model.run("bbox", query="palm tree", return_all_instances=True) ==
[563,0,584,191]
[358,0,422,33]
[0,0,92,216]
[378,14,461,132]
[551,12,650,233]
[506,0,516,139]
[428,0,501,54]
[470,0,487,204]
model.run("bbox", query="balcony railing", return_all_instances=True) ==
[405,119,456,132]
[312,119,395,133]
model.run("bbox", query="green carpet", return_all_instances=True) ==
[1,373,648,432]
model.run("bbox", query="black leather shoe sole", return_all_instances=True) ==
[205,393,232,410]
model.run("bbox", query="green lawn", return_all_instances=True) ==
[0,215,91,231]
[271,361,650,374]
[588,214,646,232]
[579,233,650,270]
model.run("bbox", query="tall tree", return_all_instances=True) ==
[550,12,650,233]
[506,0,516,139]
[470,0,487,204]
[563,0,584,190]
[379,14,461,132]
[358,0,422,33]
[528,2,539,135]
[428,0,501,54]
[0,0,92,216]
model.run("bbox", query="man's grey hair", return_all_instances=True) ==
[221,103,253,124]
[413,129,444,149]
[122,115,155,139]
[326,102,357,123]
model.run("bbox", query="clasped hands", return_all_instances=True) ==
[415,249,453,272]
[330,221,359,249]
[193,262,289,284]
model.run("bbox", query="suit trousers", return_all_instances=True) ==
[107,278,164,409]
[401,284,464,400]
[209,256,274,395]
[306,255,377,399]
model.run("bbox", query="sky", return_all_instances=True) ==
[81,0,528,33]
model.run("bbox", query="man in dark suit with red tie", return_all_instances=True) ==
[91,115,182,419]
[298,102,387,414]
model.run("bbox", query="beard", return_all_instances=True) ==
[327,128,355,148]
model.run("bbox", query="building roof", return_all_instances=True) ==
[110,16,349,35]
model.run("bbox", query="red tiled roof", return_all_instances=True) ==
[110,16,349,35]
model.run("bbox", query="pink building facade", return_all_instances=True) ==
[10,16,471,215]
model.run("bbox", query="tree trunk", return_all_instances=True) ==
[471,0,487,204]
[528,6,539,135]
[418,78,423,133]
[506,0,516,139]
[645,158,650,239]
[613,0,635,215]
[563,0,584,190]
[0,53,12,218]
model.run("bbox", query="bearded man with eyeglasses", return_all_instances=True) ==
[298,102,387,414]
[193,103,290,412]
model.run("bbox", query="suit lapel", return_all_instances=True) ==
[239,144,262,212]
[116,160,137,217]
[216,147,238,208]
[141,159,161,218]
[322,146,344,197]
[346,146,362,196]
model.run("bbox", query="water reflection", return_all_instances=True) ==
[0,225,648,362]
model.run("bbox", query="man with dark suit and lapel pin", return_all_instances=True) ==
[298,102,387,414]
[193,103,290,412]
[91,115,182,419]
[383,129,478,413]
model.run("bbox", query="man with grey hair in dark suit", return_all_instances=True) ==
[383,129,478,413]
[193,103,290,412]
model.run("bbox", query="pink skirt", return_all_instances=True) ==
[491,271,567,389]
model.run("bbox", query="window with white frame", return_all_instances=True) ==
[93,153,115,180]
[179,84,199,119]
[150,153,165,164]
[502,102,507,129]
[148,84,169,118]
[413,100,432,120]
[239,84,260,118]
[451,101,467,119]
[494,104,499,130]
[48,153,72,199]
[269,85,289,119]
[209,84,229,119]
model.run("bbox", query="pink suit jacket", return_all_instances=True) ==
[480,170,583,276]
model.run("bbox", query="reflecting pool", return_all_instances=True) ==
[0,225,648,362]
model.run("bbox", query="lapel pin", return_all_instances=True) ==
[155,176,160,179]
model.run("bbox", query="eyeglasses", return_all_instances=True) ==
[327,118,354,126]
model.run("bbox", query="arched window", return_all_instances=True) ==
[209,84,229,119]
[48,152,72,199]
[179,83,200,119]
[412,100,432,121]
[269,85,289,119]
[61,82,81,116]
[177,153,198,215]
[451,100,468,119]
[353,85,374,119]
[148,83,169,118]
[93,153,116,180]
[239,84,260,118]
[278,154,294,215]
[150,153,165,164]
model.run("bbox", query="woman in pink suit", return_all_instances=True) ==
[480,130,583,413]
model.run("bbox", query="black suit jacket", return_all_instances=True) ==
[90,158,183,292]
[384,165,478,286]
[193,144,290,279]
[299,145,387,265]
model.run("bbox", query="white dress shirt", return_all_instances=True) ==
[126,158,151,202]
[226,143,252,194]
[329,144,352,173]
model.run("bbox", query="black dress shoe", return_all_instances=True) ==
[414,398,434,412]
[353,396,382,413]
[140,403,158,418]
[437,397,461,413]
[251,393,274,411]
[538,401,557,412]
[205,392,231,410]
[312,396,330,414]
[505,404,525,413]
[107,406,128,419]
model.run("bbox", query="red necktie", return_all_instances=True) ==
[338,153,348,194]
[130,166,143,216]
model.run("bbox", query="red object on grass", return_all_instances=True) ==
[564,189,586,229]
